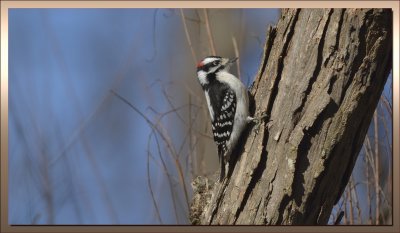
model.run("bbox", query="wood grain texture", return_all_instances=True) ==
[191,8,392,225]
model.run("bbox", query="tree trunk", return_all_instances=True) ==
[192,8,392,225]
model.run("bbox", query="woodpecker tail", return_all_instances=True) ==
[219,158,225,182]
[218,147,225,182]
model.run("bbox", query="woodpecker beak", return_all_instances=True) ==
[222,57,238,70]
[229,57,238,64]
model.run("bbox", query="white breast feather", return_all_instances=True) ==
[204,90,214,122]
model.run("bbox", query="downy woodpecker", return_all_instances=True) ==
[197,56,256,181]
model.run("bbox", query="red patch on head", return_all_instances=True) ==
[197,61,204,68]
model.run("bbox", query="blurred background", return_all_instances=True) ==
[8,8,392,224]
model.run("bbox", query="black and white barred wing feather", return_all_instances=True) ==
[207,88,236,180]
[211,89,236,156]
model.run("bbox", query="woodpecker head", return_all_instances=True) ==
[196,56,238,86]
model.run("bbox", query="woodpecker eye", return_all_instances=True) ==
[212,61,218,66]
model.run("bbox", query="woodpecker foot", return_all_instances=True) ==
[247,113,268,123]
[247,113,271,134]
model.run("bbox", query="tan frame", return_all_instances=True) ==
[1,1,399,232]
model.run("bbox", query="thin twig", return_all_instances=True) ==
[350,176,362,224]
[363,143,373,224]
[374,111,380,224]
[178,103,202,156]
[146,145,163,223]
[145,9,159,62]
[232,36,241,80]
[380,95,392,116]
[203,9,216,55]
[188,94,195,176]
[379,104,393,155]
[180,9,198,65]
[348,180,354,224]
[343,187,348,224]
[152,132,180,223]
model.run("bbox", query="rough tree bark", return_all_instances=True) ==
[190,8,392,225]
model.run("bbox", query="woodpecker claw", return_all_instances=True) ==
[248,113,271,134]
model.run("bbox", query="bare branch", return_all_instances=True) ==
[180,9,198,65]
[203,9,216,55]
[232,36,241,80]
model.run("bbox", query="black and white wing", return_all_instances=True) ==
[211,89,236,158]
[204,83,237,181]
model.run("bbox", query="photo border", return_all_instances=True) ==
[1,1,399,232]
